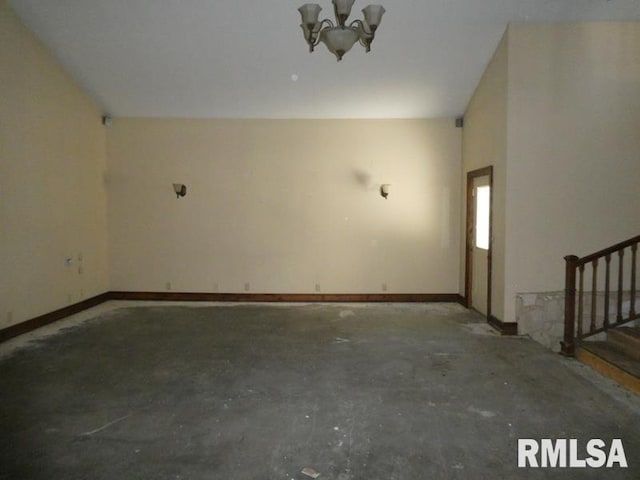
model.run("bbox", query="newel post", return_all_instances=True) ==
[561,255,579,356]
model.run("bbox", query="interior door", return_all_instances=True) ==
[471,175,491,314]
[465,166,493,317]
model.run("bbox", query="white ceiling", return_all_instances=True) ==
[8,0,640,119]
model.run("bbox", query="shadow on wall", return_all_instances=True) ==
[352,168,373,191]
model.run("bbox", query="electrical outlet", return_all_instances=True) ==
[166,282,172,291]
[244,283,250,292]
[315,283,321,292]
[382,283,388,292]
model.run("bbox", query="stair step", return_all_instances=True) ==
[577,341,640,395]
[607,327,640,360]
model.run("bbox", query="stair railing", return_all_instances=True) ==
[561,235,639,356]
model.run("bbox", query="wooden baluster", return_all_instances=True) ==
[617,249,624,324]
[562,255,579,356]
[631,243,637,319]
[590,259,598,333]
[604,254,611,329]
[578,264,585,339]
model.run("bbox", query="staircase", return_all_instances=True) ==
[562,234,639,394]
[576,326,640,395]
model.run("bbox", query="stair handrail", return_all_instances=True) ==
[561,234,640,356]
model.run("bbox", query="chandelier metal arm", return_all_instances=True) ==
[303,18,335,51]
[317,18,335,32]
[349,19,372,35]
[349,19,375,51]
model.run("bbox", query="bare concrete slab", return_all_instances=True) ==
[1,303,639,479]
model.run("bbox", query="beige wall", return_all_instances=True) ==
[107,118,462,294]
[505,22,640,323]
[7,0,635,333]
[0,0,109,328]
[462,30,509,320]
[463,22,640,326]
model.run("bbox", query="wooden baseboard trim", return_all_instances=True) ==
[0,291,465,344]
[488,315,518,336]
[109,291,464,304]
[0,293,110,344]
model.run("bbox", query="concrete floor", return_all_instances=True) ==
[1,302,639,479]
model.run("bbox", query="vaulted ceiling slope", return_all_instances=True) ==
[7,0,640,119]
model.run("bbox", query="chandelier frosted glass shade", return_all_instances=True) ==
[333,0,355,24]
[298,4,322,29]
[320,28,359,61]
[362,5,385,31]
[298,1,385,61]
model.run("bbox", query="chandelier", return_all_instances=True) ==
[298,1,385,61]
